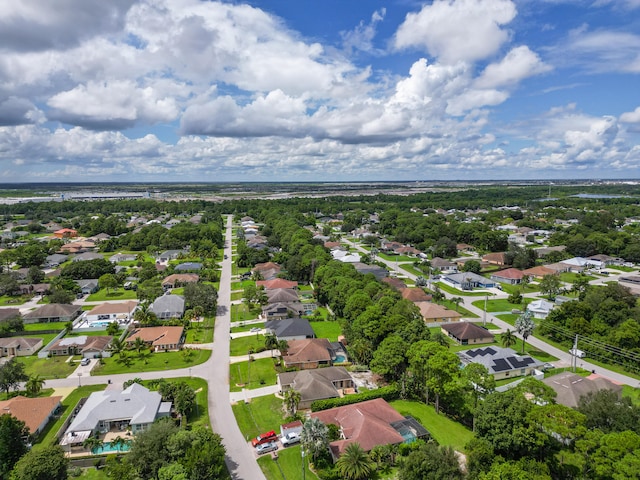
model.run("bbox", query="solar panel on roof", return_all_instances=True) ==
[508,356,535,368]
[492,358,511,372]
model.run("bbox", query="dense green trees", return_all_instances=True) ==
[183,282,218,314]
[10,445,68,480]
[0,359,28,396]
[398,442,463,480]
[0,414,28,478]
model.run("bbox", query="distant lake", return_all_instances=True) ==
[571,194,634,199]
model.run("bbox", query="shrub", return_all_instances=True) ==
[311,385,399,411]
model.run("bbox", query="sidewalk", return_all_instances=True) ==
[230,350,276,364]
[229,385,280,403]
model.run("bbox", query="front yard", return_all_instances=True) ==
[229,358,279,392]
[230,334,267,356]
[86,289,138,302]
[92,349,211,375]
[18,355,77,380]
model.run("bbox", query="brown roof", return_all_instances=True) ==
[23,303,81,320]
[523,266,556,278]
[252,262,281,273]
[88,300,138,316]
[441,322,494,341]
[162,273,200,286]
[0,395,62,434]
[401,288,432,302]
[284,338,332,364]
[0,337,42,350]
[416,302,462,321]
[541,372,623,408]
[382,277,407,291]
[324,242,342,249]
[492,268,524,280]
[256,278,298,290]
[482,252,508,264]
[127,326,184,347]
[311,398,406,456]
[0,308,21,322]
[49,335,112,353]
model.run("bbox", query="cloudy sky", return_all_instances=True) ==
[1,0,640,182]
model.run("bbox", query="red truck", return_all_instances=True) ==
[251,430,277,447]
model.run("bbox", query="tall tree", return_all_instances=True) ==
[301,417,330,464]
[539,274,562,300]
[335,443,374,480]
[0,414,28,478]
[398,443,463,480]
[24,374,45,397]
[514,311,535,354]
[501,329,517,349]
[283,389,301,418]
[463,363,495,431]
[0,358,28,396]
[10,445,68,480]
[426,349,462,414]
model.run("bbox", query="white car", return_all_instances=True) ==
[281,432,301,446]
[250,327,261,333]
[256,441,278,455]
[80,358,91,366]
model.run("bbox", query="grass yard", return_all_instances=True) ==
[92,349,211,376]
[400,264,425,277]
[495,313,518,325]
[231,322,265,333]
[86,289,137,302]
[231,280,255,290]
[18,355,77,379]
[475,322,501,330]
[0,294,31,306]
[230,334,266,356]
[231,291,243,301]
[231,303,262,322]
[607,265,636,272]
[378,253,416,262]
[23,321,67,332]
[33,384,107,450]
[229,358,278,392]
[184,316,215,343]
[472,298,523,313]
[141,377,209,426]
[390,400,473,452]
[439,300,479,318]
[310,320,342,341]
[258,444,320,480]
[232,394,284,439]
[500,283,540,295]
[623,385,640,405]
[434,282,493,297]
[559,272,597,283]
[76,468,109,479]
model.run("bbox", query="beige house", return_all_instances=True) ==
[441,322,494,345]
[0,395,62,437]
[416,302,462,323]
[0,337,43,357]
[126,326,185,352]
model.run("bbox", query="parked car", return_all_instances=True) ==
[250,327,261,333]
[281,432,300,446]
[256,441,278,455]
[80,358,91,366]
[251,430,277,447]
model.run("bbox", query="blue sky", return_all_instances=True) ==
[0,0,639,182]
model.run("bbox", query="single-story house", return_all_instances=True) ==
[441,322,494,345]
[53,228,77,238]
[588,254,624,266]
[490,268,525,285]
[430,257,458,273]
[157,249,188,262]
[0,395,62,437]
[560,257,603,272]
[48,335,113,358]
[534,246,566,258]
[252,262,282,280]
[0,308,21,323]
[149,294,185,319]
[522,266,557,279]
[352,262,389,280]
[262,302,309,320]
[458,346,544,380]
[457,244,475,253]
[23,303,82,324]
[18,283,51,296]
[256,278,299,290]
[73,252,104,262]
[278,366,355,409]
[85,300,139,324]
[162,273,199,290]
[109,253,137,263]
[0,337,43,357]
[174,262,203,272]
[382,277,407,291]
[541,372,623,408]
[526,299,555,319]
[482,252,509,266]
[401,288,432,303]
[45,253,68,268]
[59,240,96,254]
[266,288,300,304]
[76,279,100,295]
[310,398,429,460]
[442,272,496,290]
[282,338,333,369]
[416,302,463,323]
[264,318,315,341]
[126,326,185,352]
[60,384,172,452]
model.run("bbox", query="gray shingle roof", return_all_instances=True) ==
[264,318,314,339]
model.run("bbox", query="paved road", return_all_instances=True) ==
[344,239,640,387]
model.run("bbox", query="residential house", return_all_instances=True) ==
[534,246,566,258]
[430,257,458,273]
[53,228,77,238]
[76,279,100,295]
[48,335,113,358]
[560,257,602,272]
[352,262,388,280]
[59,240,96,254]
[256,278,298,290]
[109,253,137,263]
[18,283,50,296]
[457,346,543,380]
[85,300,138,324]
[457,244,475,253]
[149,294,185,319]
[162,273,199,290]
[441,322,494,345]
[588,254,624,266]
[522,266,557,280]
[401,288,432,303]
[527,299,555,319]
[266,288,299,304]
[157,249,187,262]
[482,252,509,266]
[396,246,421,256]
[23,303,82,324]
[252,262,282,280]
[282,338,333,369]
[44,253,68,267]
[541,372,623,408]
[60,384,172,452]
[0,337,43,357]
[73,252,104,262]
[264,318,315,341]
[416,302,463,324]
[490,268,525,285]
[310,398,429,460]
[0,308,21,324]
[174,262,203,272]
[381,277,407,291]
[331,250,361,263]
[262,302,311,320]
[0,395,62,437]
[126,326,185,352]
[442,272,496,290]
[278,366,355,409]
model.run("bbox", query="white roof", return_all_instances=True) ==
[58,336,88,346]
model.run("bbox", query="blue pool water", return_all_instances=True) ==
[334,354,347,363]
[92,442,130,454]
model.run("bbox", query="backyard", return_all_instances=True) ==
[310,320,342,341]
[86,289,138,302]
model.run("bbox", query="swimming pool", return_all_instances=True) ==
[92,442,130,454]
[334,354,347,363]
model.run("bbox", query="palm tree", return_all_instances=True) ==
[335,443,374,480]
[501,329,517,349]
[25,375,45,397]
[301,417,330,464]
[109,435,128,454]
[131,337,147,355]
[133,301,157,326]
[83,436,103,454]
[283,389,301,417]
[515,310,535,354]
[451,297,463,312]
[109,337,125,357]
[265,334,279,357]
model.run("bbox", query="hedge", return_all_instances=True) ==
[310,385,400,412]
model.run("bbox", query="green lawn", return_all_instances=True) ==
[439,300,479,318]
[623,385,640,405]
[495,314,518,325]
[184,316,215,343]
[231,280,255,290]
[230,335,266,356]
[231,322,265,333]
[400,264,425,277]
[142,377,210,427]
[378,253,416,262]
[17,355,77,379]
[472,298,522,313]
[23,322,67,332]
[229,358,278,392]
[607,265,636,272]
[434,282,493,297]
[310,320,342,341]
[76,468,109,479]
[231,291,243,301]
[390,400,473,452]
[0,294,31,306]
[500,283,540,295]
[33,384,107,450]
[232,394,284,439]
[258,444,320,480]
[86,289,137,302]
[231,303,262,322]
[559,272,597,283]
[92,349,211,375]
